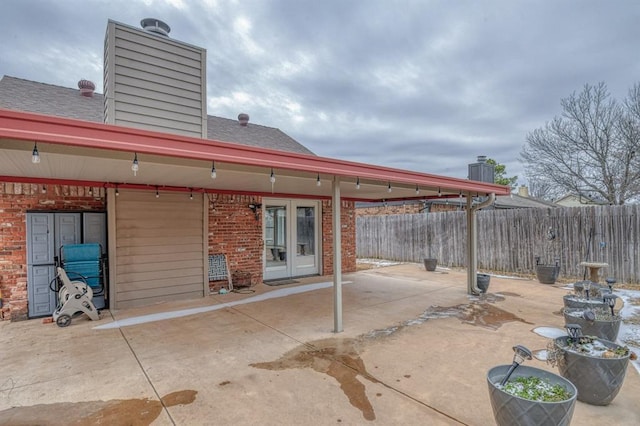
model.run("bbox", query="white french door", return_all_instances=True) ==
[263,199,320,280]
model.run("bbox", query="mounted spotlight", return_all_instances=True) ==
[248,203,262,220]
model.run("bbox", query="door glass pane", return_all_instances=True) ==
[266,205,287,267]
[296,206,315,256]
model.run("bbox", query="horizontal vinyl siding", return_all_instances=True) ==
[114,190,205,308]
[104,21,206,137]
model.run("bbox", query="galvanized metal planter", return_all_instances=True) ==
[562,295,606,310]
[487,365,577,426]
[423,258,437,271]
[562,308,621,342]
[477,273,490,293]
[553,336,630,406]
[536,265,560,284]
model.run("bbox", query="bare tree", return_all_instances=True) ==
[521,82,640,205]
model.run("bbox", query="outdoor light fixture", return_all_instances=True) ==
[131,153,139,176]
[316,174,321,186]
[155,187,159,198]
[31,143,40,164]
[270,168,276,183]
[356,177,360,189]
[438,187,442,197]
[115,186,119,196]
[415,185,420,195]
[584,280,591,300]
[387,182,392,193]
[248,203,262,220]
[499,345,532,386]
[604,294,617,316]
[190,189,193,200]
[606,277,616,292]
[210,161,217,179]
[566,323,583,341]
[41,185,46,194]
[88,188,93,195]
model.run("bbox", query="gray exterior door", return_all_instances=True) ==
[83,212,107,254]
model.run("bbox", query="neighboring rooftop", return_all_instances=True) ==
[0,75,314,155]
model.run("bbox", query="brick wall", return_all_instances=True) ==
[322,200,356,275]
[0,182,106,321]
[207,194,264,292]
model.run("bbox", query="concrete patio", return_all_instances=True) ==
[1,263,639,425]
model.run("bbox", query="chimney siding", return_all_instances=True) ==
[103,20,207,138]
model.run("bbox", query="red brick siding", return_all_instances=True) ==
[321,200,356,275]
[207,194,264,292]
[0,183,106,321]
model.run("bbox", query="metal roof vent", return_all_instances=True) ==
[468,155,495,183]
[140,18,170,37]
[238,113,250,126]
[78,79,96,97]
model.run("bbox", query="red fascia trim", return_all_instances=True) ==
[0,109,510,195]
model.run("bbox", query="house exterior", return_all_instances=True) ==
[555,193,609,207]
[0,19,509,326]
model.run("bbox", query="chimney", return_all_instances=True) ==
[468,155,495,183]
[518,185,529,197]
[103,19,207,138]
[238,113,249,126]
[78,79,95,97]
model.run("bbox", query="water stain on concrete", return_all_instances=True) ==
[252,294,528,421]
[251,338,378,421]
[0,389,197,426]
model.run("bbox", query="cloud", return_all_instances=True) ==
[2,0,640,183]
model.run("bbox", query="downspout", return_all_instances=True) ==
[467,193,496,295]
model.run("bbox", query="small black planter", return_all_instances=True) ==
[477,273,490,293]
[423,258,437,271]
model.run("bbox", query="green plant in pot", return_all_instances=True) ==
[548,324,634,406]
[563,280,607,310]
[487,345,577,426]
[563,293,621,342]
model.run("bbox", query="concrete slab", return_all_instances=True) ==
[0,264,638,425]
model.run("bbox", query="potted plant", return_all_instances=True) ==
[562,280,607,310]
[535,256,560,284]
[487,345,577,426]
[423,227,437,271]
[563,294,621,342]
[548,324,635,406]
[477,273,491,293]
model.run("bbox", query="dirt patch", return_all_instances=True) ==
[0,390,197,426]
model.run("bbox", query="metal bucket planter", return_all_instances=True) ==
[536,265,560,284]
[477,273,490,293]
[487,365,577,426]
[552,336,630,406]
[562,295,606,310]
[423,258,437,271]
[563,308,621,342]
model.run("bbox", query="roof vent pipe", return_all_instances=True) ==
[238,113,249,126]
[140,18,171,37]
[78,79,95,97]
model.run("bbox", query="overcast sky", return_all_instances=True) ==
[2,0,639,183]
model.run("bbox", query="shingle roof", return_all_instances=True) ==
[0,75,314,155]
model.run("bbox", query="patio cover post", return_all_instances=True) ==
[466,193,496,295]
[466,195,477,295]
[332,175,343,333]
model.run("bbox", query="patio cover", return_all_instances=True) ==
[0,108,511,331]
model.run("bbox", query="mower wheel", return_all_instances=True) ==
[56,314,72,327]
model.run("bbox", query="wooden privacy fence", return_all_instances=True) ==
[356,205,640,284]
